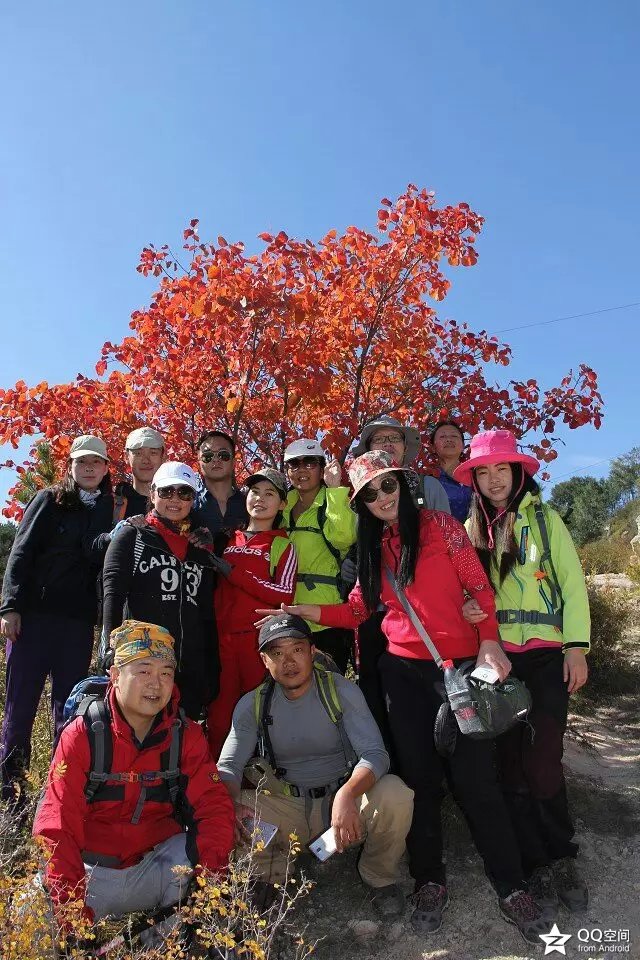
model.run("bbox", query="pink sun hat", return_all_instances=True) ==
[348,450,411,500]
[453,430,540,487]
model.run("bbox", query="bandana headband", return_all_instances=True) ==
[111,620,177,668]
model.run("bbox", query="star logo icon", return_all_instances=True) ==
[539,923,572,955]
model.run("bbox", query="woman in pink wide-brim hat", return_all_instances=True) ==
[458,428,591,914]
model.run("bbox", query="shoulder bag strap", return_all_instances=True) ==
[383,565,444,668]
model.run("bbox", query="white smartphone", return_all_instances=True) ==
[308,826,338,862]
[470,665,500,685]
[242,817,279,848]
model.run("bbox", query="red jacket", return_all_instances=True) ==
[33,686,234,917]
[215,528,297,636]
[319,511,498,661]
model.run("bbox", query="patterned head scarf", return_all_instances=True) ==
[111,620,177,668]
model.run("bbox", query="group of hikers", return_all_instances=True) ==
[0,414,591,949]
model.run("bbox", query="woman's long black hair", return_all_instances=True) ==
[466,463,540,584]
[52,461,112,510]
[353,471,420,611]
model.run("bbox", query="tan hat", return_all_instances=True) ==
[126,426,165,451]
[69,435,108,461]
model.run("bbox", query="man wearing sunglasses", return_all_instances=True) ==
[193,430,248,536]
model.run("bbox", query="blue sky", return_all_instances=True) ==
[0,0,638,507]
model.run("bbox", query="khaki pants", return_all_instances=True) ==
[241,773,413,887]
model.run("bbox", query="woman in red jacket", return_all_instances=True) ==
[207,468,297,758]
[268,451,547,944]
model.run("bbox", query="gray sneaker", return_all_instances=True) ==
[528,865,559,917]
[499,889,551,945]
[553,857,589,913]
[410,882,449,933]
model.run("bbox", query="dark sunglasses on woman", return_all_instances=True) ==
[200,450,233,463]
[156,486,195,501]
[360,475,399,503]
[287,457,322,470]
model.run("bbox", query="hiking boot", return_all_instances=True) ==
[552,857,589,913]
[499,889,550,945]
[367,883,405,918]
[410,882,449,933]
[528,865,559,917]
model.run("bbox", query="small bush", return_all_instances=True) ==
[626,554,640,585]
[573,586,637,710]
[579,538,632,575]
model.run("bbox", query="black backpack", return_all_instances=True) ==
[63,677,185,823]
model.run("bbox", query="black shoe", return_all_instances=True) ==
[367,883,405,918]
[552,857,589,913]
[528,865,559,917]
[410,882,449,933]
[499,889,551,945]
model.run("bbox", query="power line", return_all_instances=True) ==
[494,301,640,335]
[547,455,617,484]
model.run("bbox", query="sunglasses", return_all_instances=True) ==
[156,486,195,501]
[287,457,322,470]
[360,475,399,503]
[200,450,233,463]
[371,434,404,445]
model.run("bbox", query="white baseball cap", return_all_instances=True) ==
[151,462,199,492]
[284,439,326,462]
[126,427,165,450]
[69,435,108,461]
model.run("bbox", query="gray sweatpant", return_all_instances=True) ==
[85,833,193,920]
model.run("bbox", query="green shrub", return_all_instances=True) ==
[579,538,632,575]
[626,554,640,586]
[573,586,637,710]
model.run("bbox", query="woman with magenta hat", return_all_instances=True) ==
[260,449,548,943]
[455,429,590,916]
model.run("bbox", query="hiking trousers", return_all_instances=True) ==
[497,647,578,873]
[85,833,192,919]
[1,611,94,800]
[379,652,525,896]
[241,773,413,886]
[356,610,396,761]
[207,630,267,759]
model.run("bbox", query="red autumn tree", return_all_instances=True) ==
[0,185,602,518]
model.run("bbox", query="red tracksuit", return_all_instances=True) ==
[208,529,297,757]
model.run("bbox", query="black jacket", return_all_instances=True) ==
[0,489,113,623]
[101,522,219,719]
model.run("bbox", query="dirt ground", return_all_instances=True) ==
[290,694,640,960]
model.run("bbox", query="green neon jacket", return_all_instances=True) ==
[281,486,357,633]
[469,492,590,653]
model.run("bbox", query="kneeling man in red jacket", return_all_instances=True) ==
[33,620,234,935]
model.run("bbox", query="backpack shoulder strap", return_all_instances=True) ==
[313,664,357,772]
[530,502,564,612]
[316,497,343,574]
[82,698,112,802]
[164,708,185,810]
[269,535,289,578]
[254,677,281,774]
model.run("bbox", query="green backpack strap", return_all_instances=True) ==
[254,678,282,776]
[268,535,289,578]
[313,663,358,772]
[531,503,564,614]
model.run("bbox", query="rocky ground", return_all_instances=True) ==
[288,696,640,960]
